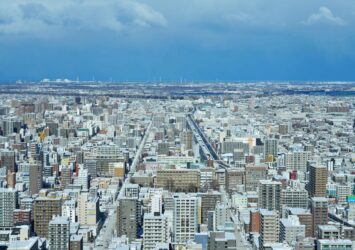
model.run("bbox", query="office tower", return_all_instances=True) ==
[281,187,308,209]
[264,138,278,162]
[77,168,89,190]
[29,162,42,195]
[77,192,99,226]
[143,212,169,250]
[198,191,221,224]
[208,231,237,250]
[61,166,72,189]
[258,180,282,211]
[33,197,62,237]
[84,160,97,178]
[117,197,140,241]
[309,165,327,197]
[284,151,312,172]
[156,169,200,192]
[1,150,15,172]
[226,168,245,193]
[245,165,267,192]
[48,216,70,250]
[0,188,18,229]
[173,193,198,244]
[279,215,305,246]
[310,197,328,237]
[260,209,280,250]
[62,200,76,223]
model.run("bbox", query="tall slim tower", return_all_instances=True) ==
[310,197,328,237]
[48,216,70,250]
[258,180,282,212]
[173,193,198,244]
[259,209,280,249]
[143,212,169,250]
[309,165,327,197]
[0,188,17,229]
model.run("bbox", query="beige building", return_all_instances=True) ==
[156,169,200,192]
[260,209,280,249]
[78,192,99,226]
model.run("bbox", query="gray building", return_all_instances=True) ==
[0,188,18,229]
[48,216,70,250]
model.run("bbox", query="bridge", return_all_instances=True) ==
[186,114,230,168]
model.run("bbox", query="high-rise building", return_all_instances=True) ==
[29,162,42,195]
[48,216,70,250]
[310,197,328,237]
[77,192,99,226]
[309,165,327,197]
[117,197,140,241]
[264,138,278,162]
[285,208,313,238]
[281,187,308,209]
[279,215,305,246]
[226,168,245,193]
[0,188,18,229]
[1,150,16,172]
[62,199,76,223]
[61,167,72,189]
[33,197,62,237]
[198,191,221,224]
[249,209,261,233]
[180,131,193,150]
[173,193,198,244]
[77,169,89,190]
[259,209,280,249]
[143,212,169,250]
[284,151,312,172]
[245,165,267,192]
[84,160,97,178]
[258,180,282,212]
[335,184,352,205]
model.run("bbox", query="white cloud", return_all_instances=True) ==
[303,6,346,25]
[0,0,167,36]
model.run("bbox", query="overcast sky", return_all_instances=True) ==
[0,0,354,81]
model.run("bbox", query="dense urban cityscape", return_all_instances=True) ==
[0,81,353,250]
